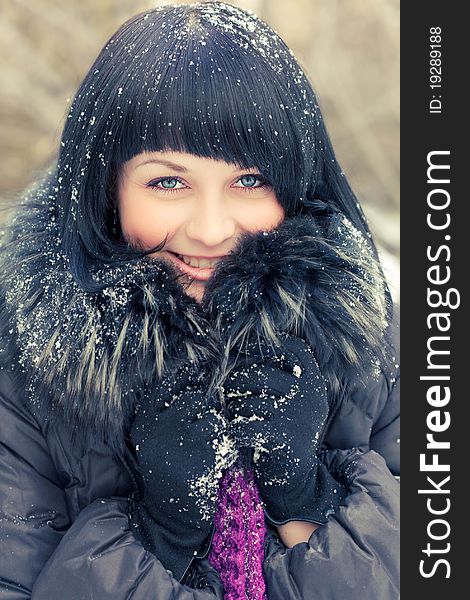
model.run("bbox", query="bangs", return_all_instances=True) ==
[92,4,314,212]
[125,40,297,171]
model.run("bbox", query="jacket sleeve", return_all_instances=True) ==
[0,367,69,598]
[262,449,399,600]
[31,498,224,600]
[0,368,223,600]
[370,307,400,476]
[370,374,400,476]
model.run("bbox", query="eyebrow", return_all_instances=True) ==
[136,158,256,174]
[136,159,189,173]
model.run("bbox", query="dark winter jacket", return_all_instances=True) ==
[0,194,400,599]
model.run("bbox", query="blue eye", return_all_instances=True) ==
[240,175,258,187]
[147,177,185,192]
[234,175,268,189]
[159,178,180,189]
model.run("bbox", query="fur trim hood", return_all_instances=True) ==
[0,195,391,452]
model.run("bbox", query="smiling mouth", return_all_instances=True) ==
[172,253,222,269]
[166,252,225,281]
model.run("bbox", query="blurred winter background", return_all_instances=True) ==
[0,0,399,303]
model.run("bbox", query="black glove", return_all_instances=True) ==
[224,335,347,525]
[130,365,239,582]
[182,557,226,596]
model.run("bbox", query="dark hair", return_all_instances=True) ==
[47,2,375,288]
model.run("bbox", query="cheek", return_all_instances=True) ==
[241,195,285,232]
[118,195,179,249]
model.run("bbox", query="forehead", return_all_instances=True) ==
[121,151,261,176]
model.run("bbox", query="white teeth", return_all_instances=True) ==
[177,254,220,268]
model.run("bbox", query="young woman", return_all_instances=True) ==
[0,2,399,599]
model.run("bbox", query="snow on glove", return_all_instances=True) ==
[225,335,347,525]
[130,365,239,582]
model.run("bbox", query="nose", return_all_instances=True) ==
[185,197,237,248]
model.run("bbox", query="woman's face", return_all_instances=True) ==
[118,151,285,302]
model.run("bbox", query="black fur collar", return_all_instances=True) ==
[1,197,391,452]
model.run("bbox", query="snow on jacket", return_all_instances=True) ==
[0,193,400,599]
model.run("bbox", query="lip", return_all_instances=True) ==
[165,251,224,281]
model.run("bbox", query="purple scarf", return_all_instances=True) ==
[208,460,268,600]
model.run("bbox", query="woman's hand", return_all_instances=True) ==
[276,521,321,547]
[130,366,239,581]
[224,335,346,525]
